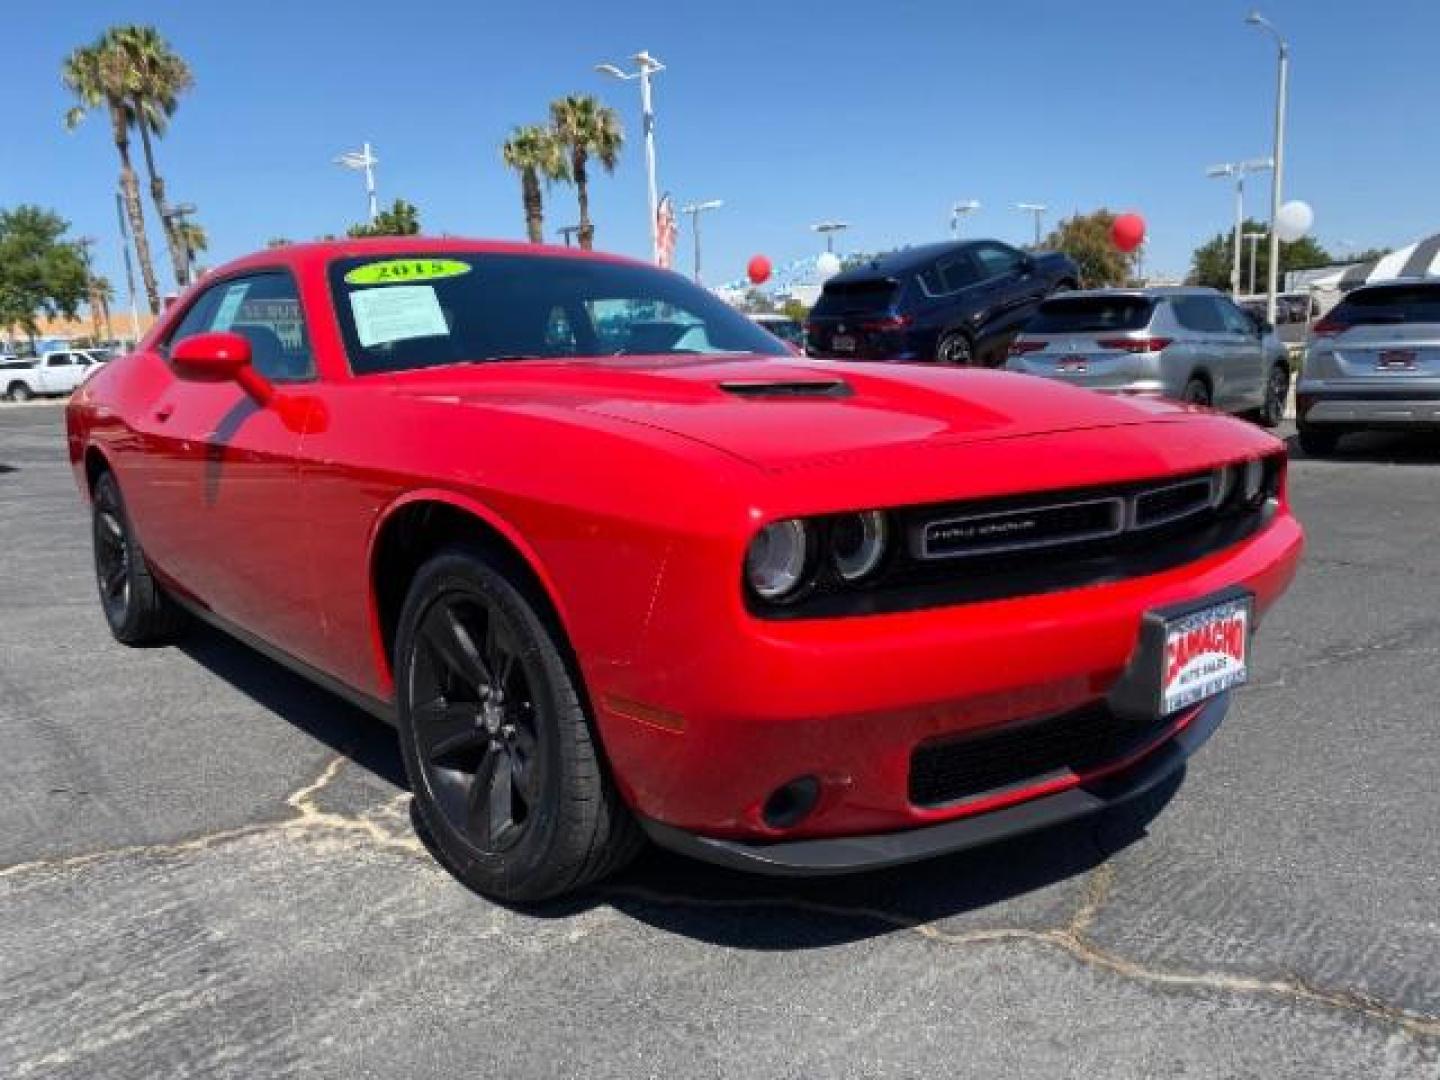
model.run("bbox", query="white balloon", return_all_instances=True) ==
[815,251,842,281]
[1275,200,1314,242]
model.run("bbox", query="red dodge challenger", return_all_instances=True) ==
[67,239,1303,901]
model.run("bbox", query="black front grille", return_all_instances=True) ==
[908,702,1169,808]
[920,497,1123,559]
[1133,477,1214,529]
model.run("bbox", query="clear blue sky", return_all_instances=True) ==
[3,0,1435,299]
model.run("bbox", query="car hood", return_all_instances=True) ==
[390,355,1198,471]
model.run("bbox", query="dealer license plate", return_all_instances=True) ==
[831,334,856,353]
[1159,597,1251,715]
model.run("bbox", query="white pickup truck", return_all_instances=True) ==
[2,350,104,401]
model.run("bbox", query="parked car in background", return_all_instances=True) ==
[750,312,805,350]
[805,240,1079,366]
[67,237,1301,902]
[1006,288,1292,426]
[3,349,100,401]
[1296,279,1440,455]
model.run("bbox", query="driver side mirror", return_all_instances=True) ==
[171,331,274,405]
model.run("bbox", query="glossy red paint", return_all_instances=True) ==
[67,238,1304,850]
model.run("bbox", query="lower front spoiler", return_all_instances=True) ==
[640,692,1229,877]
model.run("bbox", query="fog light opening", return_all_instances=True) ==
[762,776,821,830]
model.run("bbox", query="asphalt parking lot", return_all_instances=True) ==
[1,400,1437,1079]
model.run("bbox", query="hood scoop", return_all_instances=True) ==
[717,378,853,400]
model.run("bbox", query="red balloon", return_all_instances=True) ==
[747,254,772,285]
[1112,213,1146,253]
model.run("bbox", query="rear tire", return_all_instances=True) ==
[1297,425,1341,457]
[7,382,34,402]
[395,547,641,903]
[91,471,187,645]
[1181,378,1212,407]
[1257,364,1290,428]
[936,331,974,366]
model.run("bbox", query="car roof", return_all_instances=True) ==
[206,236,652,280]
[824,240,1006,282]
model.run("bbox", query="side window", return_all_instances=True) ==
[47,354,73,367]
[972,243,1023,281]
[169,271,315,381]
[1218,300,1256,335]
[939,255,980,293]
[1173,297,1225,333]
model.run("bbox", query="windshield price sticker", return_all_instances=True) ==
[344,259,471,286]
[349,285,449,347]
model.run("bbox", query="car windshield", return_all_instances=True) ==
[328,252,789,374]
[1027,296,1155,334]
[1328,284,1440,326]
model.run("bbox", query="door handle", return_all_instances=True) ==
[154,403,174,423]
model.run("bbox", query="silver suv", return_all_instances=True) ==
[1006,287,1291,426]
[1296,280,1440,455]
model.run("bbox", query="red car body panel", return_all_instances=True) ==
[67,239,1304,855]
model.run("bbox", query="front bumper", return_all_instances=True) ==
[641,692,1227,875]
[1297,384,1440,426]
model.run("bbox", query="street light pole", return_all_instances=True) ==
[1015,203,1047,248]
[114,191,141,346]
[681,199,723,283]
[161,201,198,288]
[950,199,980,238]
[811,221,849,253]
[557,225,580,247]
[596,51,666,263]
[1244,231,1266,295]
[1247,10,1289,325]
[334,142,380,224]
[1206,158,1273,295]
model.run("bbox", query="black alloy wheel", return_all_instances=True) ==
[1258,364,1290,428]
[90,471,186,644]
[936,331,974,366]
[396,548,641,902]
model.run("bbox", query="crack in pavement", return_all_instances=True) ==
[605,862,1440,1042]
[5,759,1437,1044]
[0,756,426,884]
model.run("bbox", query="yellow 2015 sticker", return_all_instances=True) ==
[344,258,471,286]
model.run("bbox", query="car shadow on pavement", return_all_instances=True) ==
[176,622,409,790]
[1287,430,1440,464]
[176,618,1182,950]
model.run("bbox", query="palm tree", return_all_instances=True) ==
[548,95,623,250]
[88,274,115,341]
[63,35,161,313]
[501,125,570,244]
[112,26,194,289]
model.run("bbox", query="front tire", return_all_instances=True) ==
[7,382,34,402]
[1181,377,1212,407]
[936,331,974,366]
[91,471,186,644]
[1257,364,1290,428]
[395,548,641,903]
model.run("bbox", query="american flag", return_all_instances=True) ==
[655,193,677,269]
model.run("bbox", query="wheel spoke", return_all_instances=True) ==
[416,699,485,765]
[422,603,492,689]
[102,562,126,598]
[101,512,123,540]
[467,744,515,847]
[484,616,519,694]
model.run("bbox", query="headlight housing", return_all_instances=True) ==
[831,511,889,582]
[745,519,811,601]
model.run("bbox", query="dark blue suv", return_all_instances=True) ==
[805,240,1079,366]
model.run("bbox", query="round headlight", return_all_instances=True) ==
[831,511,889,582]
[1243,459,1265,503]
[1212,465,1237,508]
[746,519,811,600]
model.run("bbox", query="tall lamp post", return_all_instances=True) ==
[1244,230,1266,295]
[811,220,849,253]
[334,142,380,224]
[596,50,666,263]
[1247,10,1289,324]
[1205,158,1272,296]
[681,199,723,283]
[1015,202,1047,248]
[950,199,980,237]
